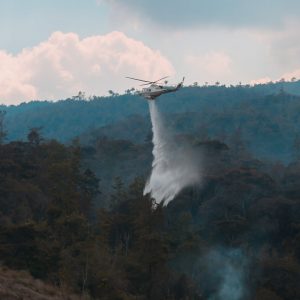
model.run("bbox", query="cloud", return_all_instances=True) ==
[103,0,300,29]
[0,52,37,102]
[185,51,232,83]
[250,70,300,85]
[0,31,174,104]
[264,20,300,72]
[250,77,272,85]
[281,69,300,81]
[248,20,300,82]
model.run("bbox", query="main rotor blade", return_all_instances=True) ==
[152,76,169,84]
[125,77,153,83]
[140,75,169,86]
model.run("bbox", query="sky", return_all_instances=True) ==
[1,0,300,104]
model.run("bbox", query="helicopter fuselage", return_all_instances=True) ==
[140,82,183,100]
[126,76,184,100]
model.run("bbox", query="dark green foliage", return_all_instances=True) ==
[0,85,300,298]
[2,80,300,163]
[0,136,200,299]
[27,127,43,146]
[0,110,6,144]
[0,137,99,284]
[77,88,300,163]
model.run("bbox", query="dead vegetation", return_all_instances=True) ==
[0,266,90,300]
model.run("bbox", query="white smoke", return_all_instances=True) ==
[206,248,249,300]
[144,101,202,205]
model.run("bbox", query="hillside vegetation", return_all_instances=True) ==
[2,80,300,163]
[0,266,86,300]
[0,127,299,299]
[0,81,300,299]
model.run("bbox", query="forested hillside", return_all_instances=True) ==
[2,80,300,163]
[0,126,299,299]
[0,81,300,299]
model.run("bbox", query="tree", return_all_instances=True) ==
[79,168,100,217]
[229,126,248,159]
[27,127,43,146]
[0,110,7,144]
[292,134,300,161]
[110,176,125,208]
[108,90,115,97]
[72,91,86,100]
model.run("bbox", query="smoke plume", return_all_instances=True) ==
[144,101,202,205]
[205,248,249,300]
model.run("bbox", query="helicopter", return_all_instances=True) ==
[126,76,184,100]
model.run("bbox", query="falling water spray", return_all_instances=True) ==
[144,101,202,205]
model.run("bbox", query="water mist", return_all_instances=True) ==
[144,101,202,205]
